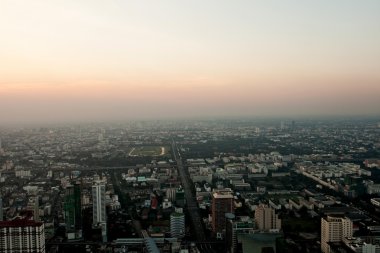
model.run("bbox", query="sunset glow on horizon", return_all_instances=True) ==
[1,0,379,124]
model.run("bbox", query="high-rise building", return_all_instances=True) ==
[92,182,106,225]
[226,215,255,253]
[0,219,45,253]
[254,204,281,231]
[92,181,107,242]
[321,216,353,253]
[170,207,185,239]
[212,188,234,235]
[64,183,82,240]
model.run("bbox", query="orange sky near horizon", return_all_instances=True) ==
[0,0,379,123]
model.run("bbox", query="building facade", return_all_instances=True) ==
[226,215,255,253]
[212,188,234,235]
[170,208,185,239]
[92,182,106,225]
[321,216,353,253]
[254,204,281,231]
[92,181,107,242]
[0,219,45,253]
[64,183,82,240]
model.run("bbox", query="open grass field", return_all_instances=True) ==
[128,146,170,157]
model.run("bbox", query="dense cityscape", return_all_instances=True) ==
[1,118,380,253]
[1,1,379,253]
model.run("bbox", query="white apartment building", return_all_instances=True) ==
[254,204,281,232]
[0,219,45,253]
[92,182,106,225]
[321,216,353,253]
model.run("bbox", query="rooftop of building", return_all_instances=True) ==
[0,218,43,228]
[212,188,234,199]
[171,212,185,218]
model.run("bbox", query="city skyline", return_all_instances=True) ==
[1,0,379,124]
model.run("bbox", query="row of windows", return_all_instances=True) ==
[0,240,44,244]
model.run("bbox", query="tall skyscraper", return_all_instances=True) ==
[92,182,106,225]
[321,216,353,253]
[170,207,185,239]
[212,188,234,235]
[92,181,107,242]
[0,219,45,253]
[64,183,82,239]
[254,204,281,231]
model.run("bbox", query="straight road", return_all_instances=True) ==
[171,141,206,241]
[172,140,217,253]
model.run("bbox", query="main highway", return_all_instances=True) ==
[172,140,219,253]
[171,140,206,241]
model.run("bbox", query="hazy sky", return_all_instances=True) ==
[1,0,379,124]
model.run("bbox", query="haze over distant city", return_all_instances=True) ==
[1,0,379,124]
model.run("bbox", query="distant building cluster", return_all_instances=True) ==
[0,119,380,252]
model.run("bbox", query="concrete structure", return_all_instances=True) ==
[254,204,281,232]
[321,216,353,253]
[64,183,82,240]
[170,208,185,239]
[212,188,234,235]
[0,219,45,253]
[226,215,255,253]
[92,182,106,225]
[92,181,107,242]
